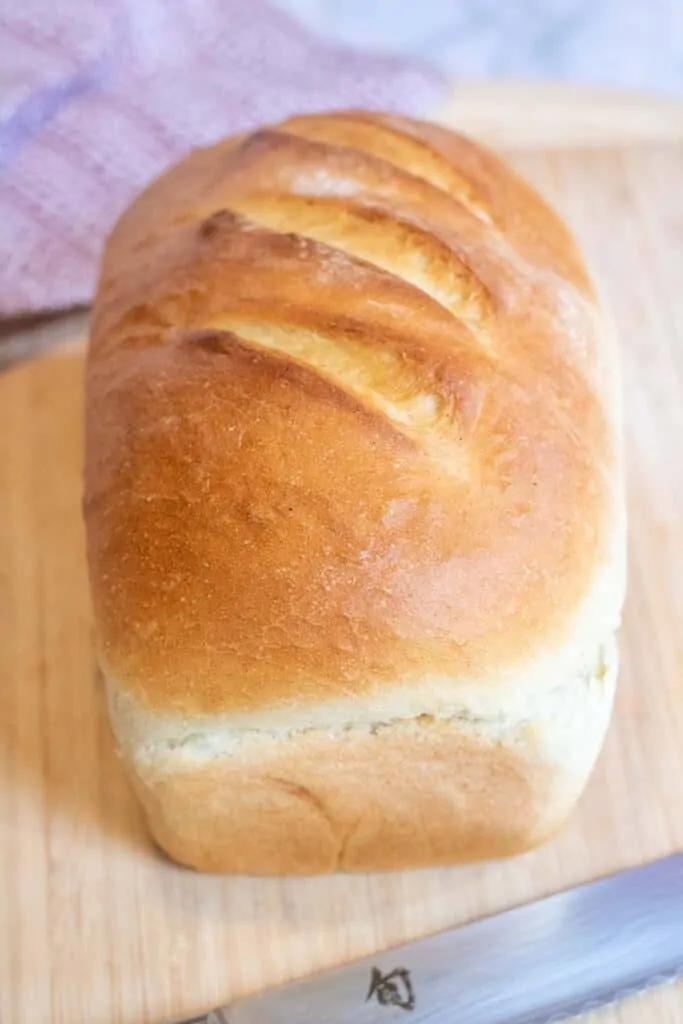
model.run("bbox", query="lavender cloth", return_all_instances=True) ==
[0,0,443,315]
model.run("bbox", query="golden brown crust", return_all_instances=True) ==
[85,110,624,872]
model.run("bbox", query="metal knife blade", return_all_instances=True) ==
[173,853,683,1024]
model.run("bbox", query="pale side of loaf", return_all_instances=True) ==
[85,110,626,875]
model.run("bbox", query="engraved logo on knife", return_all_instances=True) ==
[366,967,415,1011]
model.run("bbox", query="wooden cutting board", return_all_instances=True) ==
[3,130,683,1024]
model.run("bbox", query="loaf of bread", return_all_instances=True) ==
[85,110,626,875]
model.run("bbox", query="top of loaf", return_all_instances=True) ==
[85,110,622,717]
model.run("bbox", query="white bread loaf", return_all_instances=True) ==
[85,110,626,874]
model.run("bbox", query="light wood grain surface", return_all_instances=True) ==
[436,80,683,149]
[2,140,683,1023]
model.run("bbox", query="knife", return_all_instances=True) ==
[172,853,683,1024]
